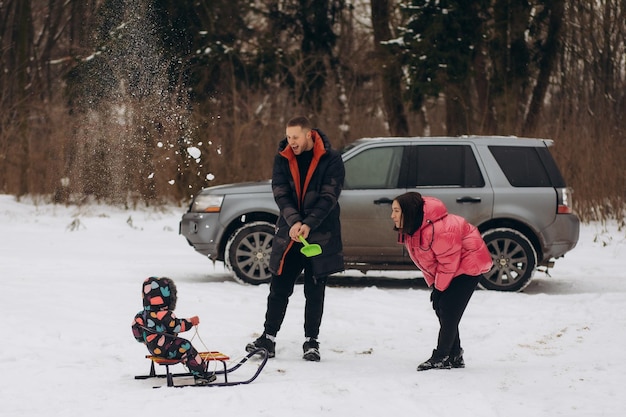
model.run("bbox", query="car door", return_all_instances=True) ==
[405,142,494,227]
[339,143,409,264]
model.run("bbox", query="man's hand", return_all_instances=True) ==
[298,223,311,239]
[289,222,311,241]
[289,222,302,241]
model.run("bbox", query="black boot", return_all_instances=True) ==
[194,370,217,385]
[245,333,276,358]
[302,338,321,362]
[417,350,452,371]
[449,348,465,368]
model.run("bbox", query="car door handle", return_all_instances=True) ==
[456,196,482,203]
[373,198,394,205]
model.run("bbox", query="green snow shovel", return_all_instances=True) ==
[298,235,322,257]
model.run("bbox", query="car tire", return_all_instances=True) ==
[480,228,537,292]
[224,221,274,285]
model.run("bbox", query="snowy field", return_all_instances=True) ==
[1,194,625,416]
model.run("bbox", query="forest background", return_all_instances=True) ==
[1,0,624,223]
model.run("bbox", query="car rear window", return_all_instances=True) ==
[489,145,564,187]
[407,145,485,187]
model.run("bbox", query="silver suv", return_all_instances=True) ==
[180,136,580,292]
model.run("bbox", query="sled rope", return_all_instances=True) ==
[190,325,248,367]
[187,325,220,374]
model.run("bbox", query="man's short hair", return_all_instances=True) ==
[286,116,312,130]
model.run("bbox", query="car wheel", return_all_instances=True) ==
[224,221,274,285]
[480,228,537,292]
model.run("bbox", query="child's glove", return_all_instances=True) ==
[190,316,200,326]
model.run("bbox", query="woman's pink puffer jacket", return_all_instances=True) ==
[402,197,493,291]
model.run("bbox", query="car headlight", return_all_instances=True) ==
[190,194,224,213]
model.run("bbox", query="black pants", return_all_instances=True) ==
[433,274,480,357]
[263,246,327,339]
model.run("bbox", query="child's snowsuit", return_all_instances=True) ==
[131,277,207,378]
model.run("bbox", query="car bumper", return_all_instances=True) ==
[179,212,223,261]
[540,213,580,262]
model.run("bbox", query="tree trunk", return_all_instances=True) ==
[490,0,532,133]
[13,0,33,197]
[298,0,337,115]
[523,0,565,136]
[445,82,472,136]
[371,0,409,136]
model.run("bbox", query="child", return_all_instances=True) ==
[132,276,215,383]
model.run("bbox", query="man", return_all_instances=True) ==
[246,116,345,361]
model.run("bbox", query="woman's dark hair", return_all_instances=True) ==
[394,192,425,235]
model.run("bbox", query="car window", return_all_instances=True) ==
[343,146,404,189]
[536,147,566,187]
[407,145,484,187]
[489,146,552,187]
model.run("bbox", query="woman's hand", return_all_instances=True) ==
[430,289,442,311]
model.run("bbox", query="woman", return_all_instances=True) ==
[391,192,493,371]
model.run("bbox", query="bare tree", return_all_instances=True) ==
[4,0,34,197]
[522,0,565,135]
[0,0,623,220]
[371,0,409,136]
[547,0,626,221]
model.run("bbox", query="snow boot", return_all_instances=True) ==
[246,333,276,358]
[417,350,452,371]
[302,338,320,362]
[194,372,217,385]
[450,348,465,368]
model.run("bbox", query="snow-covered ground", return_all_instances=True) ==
[1,194,624,416]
